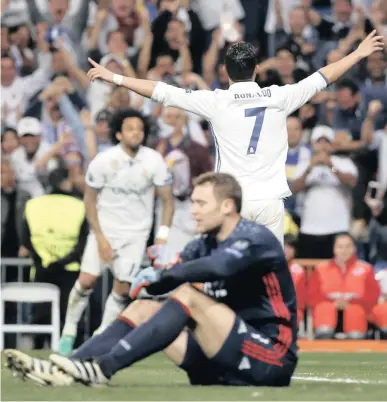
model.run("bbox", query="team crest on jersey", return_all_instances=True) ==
[231,240,250,250]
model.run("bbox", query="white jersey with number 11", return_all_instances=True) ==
[152,72,328,201]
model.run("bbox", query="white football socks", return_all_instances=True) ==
[95,291,128,335]
[62,280,93,336]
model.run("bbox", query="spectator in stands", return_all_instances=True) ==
[1,127,19,157]
[88,26,137,78]
[274,47,308,85]
[9,117,61,198]
[1,159,26,257]
[361,51,387,108]
[292,126,358,258]
[87,55,131,120]
[38,77,87,158]
[285,115,312,218]
[150,18,193,75]
[26,0,90,64]
[304,0,374,68]
[22,166,88,349]
[155,107,212,178]
[89,0,144,59]
[1,52,52,128]
[202,29,229,89]
[333,79,366,152]
[191,0,245,45]
[299,101,318,135]
[284,235,306,327]
[366,188,387,271]
[151,0,206,74]
[351,100,384,233]
[369,0,387,40]
[307,233,380,339]
[156,148,195,259]
[81,108,113,160]
[8,23,36,77]
[273,2,317,72]
[370,269,387,339]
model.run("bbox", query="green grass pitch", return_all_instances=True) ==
[1,352,387,401]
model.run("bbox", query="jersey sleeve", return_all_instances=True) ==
[277,72,328,115]
[179,237,202,263]
[152,152,174,187]
[85,153,106,189]
[146,229,284,295]
[151,82,217,120]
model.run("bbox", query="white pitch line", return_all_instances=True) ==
[293,375,387,385]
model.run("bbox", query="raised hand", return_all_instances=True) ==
[356,30,384,59]
[147,245,180,269]
[367,99,384,119]
[87,58,114,83]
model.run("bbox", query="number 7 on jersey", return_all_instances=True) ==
[245,107,267,155]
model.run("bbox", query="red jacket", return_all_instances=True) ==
[307,256,380,312]
[289,261,306,319]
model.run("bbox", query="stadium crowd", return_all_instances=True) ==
[1,0,387,342]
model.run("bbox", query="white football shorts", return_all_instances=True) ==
[241,199,284,247]
[80,233,148,283]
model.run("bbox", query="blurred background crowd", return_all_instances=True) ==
[1,0,387,343]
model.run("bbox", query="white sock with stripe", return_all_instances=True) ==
[62,280,93,336]
[95,292,128,335]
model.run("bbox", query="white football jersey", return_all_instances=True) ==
[152,72,328,201]
[85,145,173,243]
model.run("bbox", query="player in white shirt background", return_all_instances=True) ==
[58,109,174,356]
[87,31,384,246]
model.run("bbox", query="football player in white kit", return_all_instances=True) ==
[87,31,384,246]
[58,109,174,356]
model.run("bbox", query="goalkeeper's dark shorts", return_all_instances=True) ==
[179,316,297,387]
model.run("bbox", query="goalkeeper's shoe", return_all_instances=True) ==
[4,349,73,386]
[50,354,109,387]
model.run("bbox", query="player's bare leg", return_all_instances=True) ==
[95,279,130,334]
[171,284,236,358]
[59,272,98,356]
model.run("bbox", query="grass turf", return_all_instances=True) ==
[1,351,387,401]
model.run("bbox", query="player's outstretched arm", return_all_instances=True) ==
[87,58,157,99]
[87,58,217,119]
[144,241,269,296]
[319,30,384,84]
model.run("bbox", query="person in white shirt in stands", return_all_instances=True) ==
[291,126,358,258]
[10,117,59,198]
[86,31,384,246]
[59,109,174,357]
[1,53,51,128]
